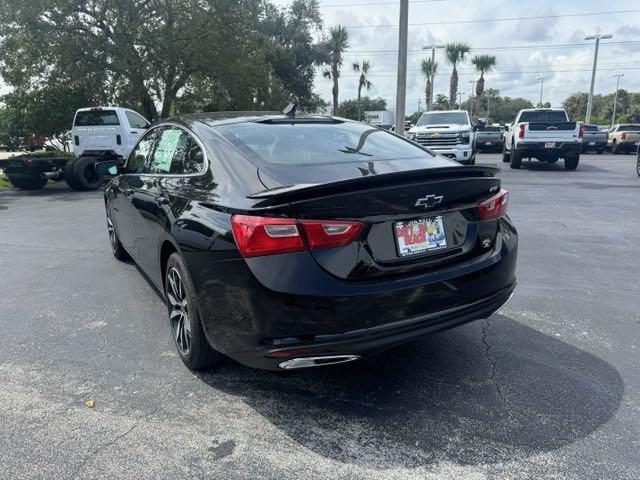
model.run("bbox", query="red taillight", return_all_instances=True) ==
[231,215,364,257]
[579,123,585,139]
[518,123,525,139]
[621,132,626,140]
[476,189,509,220]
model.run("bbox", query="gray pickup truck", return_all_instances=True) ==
[475,125,504,153]
[581,124,607,154]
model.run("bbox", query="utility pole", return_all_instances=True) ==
[422,45,445,111]
[457,92,464,107]
[486,95,491,122]
[469,80,476,118]
[584,33,613,124]
[418,98,422,112]
[395,0,409,135]
[537,76,545,107]
[611,73,624,127]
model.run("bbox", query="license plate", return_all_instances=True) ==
[394,216,447,257]
[485,141,493,145]
[589,142,596,145]
[544,142,555,148]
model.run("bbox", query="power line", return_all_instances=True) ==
[343,40,640,56]
[336,66,640,77]
[343,9,640,28]
[320,0,445,7]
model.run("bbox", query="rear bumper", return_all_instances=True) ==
[186,218,518,370]
[516,141,581,156]
[477,140,504,150]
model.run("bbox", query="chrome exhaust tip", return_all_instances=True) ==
[278,355,361,370]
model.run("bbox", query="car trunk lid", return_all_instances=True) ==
[249,163,502,280]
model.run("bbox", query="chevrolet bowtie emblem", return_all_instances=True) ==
[415,194,444,208]
[431,132,440,138]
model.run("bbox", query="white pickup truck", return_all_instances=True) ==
[503,108,583,170]
[0,106,150,191]
[406,110,476,165]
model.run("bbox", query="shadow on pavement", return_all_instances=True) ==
[510,160,609,173]
[197,314,623,468]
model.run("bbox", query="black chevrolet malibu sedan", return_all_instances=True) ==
[97,112,517,371]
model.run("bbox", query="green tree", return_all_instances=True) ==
[421,58,438,111]
[460,89,533,124]
[321,25,350,115]
[336,97,386,120]
[471,54,496,115]
[433,93,450,111]
[0,0,327,120]
[352,60,372,121]
[445,42,471,109]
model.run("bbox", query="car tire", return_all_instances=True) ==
[64,159,81,190]
[6,173,47,190]
[509,148,522,169]
[165,253,221,370]
[596,148,604,155]
[106,206,130,261]
[636,154,640,177]
[564,155,580,170]
[502,148,510,163]
[71,156,104,191]
[611,141,620,154]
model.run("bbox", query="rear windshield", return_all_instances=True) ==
[74,110,120,126]
[417,112,468,126]
[583,125,598,132]
[619,124,640,132]
[519,111,568,123]
[218,121,435,165]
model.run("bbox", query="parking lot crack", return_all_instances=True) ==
[68,379,180,479]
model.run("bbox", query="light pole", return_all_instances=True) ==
[611,73,624,127]
[469,80,476,118]
[486,95,491,122]
[537,76,545,107]
[395,0,409,135]
[457,92,464,107]
[422,45,445,111]
[584,33,613,124]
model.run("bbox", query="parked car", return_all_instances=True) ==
[608,124,640,154]
[96,112,518,371]
[503,108,582,170]
[581,124,607,154]
[475,125,504,153]
[407,110,476,164]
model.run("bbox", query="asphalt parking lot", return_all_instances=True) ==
[0,152,639,480]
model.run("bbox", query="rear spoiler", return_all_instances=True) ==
[248,165,498,206]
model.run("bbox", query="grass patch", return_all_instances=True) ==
[0,171,12,189]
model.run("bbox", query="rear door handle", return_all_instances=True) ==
[131,131,138,134]
[154,194,170,205]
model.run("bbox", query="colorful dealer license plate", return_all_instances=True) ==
[394,216,447,257]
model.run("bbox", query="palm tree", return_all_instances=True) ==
[471,54,496,114]
[353,60,372,121]
[322,25,350,115]
[445,42,471,109]
[421,58,438,111]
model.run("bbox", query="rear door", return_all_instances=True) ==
[132,125,207,282]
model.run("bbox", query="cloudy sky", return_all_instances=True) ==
[274,0,640,113]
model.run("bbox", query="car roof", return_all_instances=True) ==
[163,112,348,128]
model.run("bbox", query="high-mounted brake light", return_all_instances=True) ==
[518,123,525,139]
[231,215,364,257]
[476,189,509,220]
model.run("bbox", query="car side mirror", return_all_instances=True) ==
[95,160,121,176]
